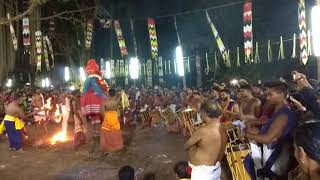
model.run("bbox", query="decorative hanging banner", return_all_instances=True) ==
[35,31,43,71]
[85,19,93,49]
[206,11,227,60]
[214,51,220,70]
[148,18,159,59]
[168,59,171,74]
[205,52,210,75]
[307,30,312,55]
[298,0,308,65]
[125,61,129,86]
[267,40,272,63]
[292,33,297,58]
[237,47,240,67]
[22,17,30,54]
[243,2,253,63]
[115,60,120,77]
[43,38,50,71]
[158,56,164,83]
[187,57,191,73]
[278,36,285,60]
[110,60,115,78]
[7,13,18,51]
[114,20,128,57]
[174,59,177,74]
[44,36,55,68]
[254,42,260,63]
[225,50,231,68]
[146,60,153,87]
[119,59,125,76]
[130,19,138,56]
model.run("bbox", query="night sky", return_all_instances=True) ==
[93,0,315,61]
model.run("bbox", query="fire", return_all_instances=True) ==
[50,131,68,145]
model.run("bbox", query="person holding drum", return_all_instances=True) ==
[244,82,297,179]
[184,101,227,180]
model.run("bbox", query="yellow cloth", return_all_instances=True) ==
[101,111,120,131]
[0,115,25,134]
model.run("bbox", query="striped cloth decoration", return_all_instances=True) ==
[206,11,227,61]
[85,19,93,49]
[44,36,55,68]
[114,20,128,57]
[43,38,50,71]
[35,31,42,72]
[298,0,308,65]
[243,2,253,63]
[22,17,30,54]
[158,56,164,83]
[7,13,18,51]
[148,18,159,59]
[146,60,153,87]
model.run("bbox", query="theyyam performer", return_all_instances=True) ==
[80,59,109,153]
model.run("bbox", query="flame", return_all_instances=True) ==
[50,131,68,145]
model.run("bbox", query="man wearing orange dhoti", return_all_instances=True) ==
[100,89,124,153]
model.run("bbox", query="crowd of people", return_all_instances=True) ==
[1,70,320,180]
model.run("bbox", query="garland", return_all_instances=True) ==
[206,10,227,60]
[22,17,30,54]
[243,2,253,63]
[35,31,42,72]
[298,0,308,65]
[7,13,18,51]
[114,20,128,57]
[148,18,159,59]
[85,19,93,49]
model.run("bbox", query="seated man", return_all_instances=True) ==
[184,101,227,180]
[244,82,297,179]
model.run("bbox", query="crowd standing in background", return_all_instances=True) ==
[1,70,320,180]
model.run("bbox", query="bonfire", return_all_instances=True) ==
[50,131,68,145]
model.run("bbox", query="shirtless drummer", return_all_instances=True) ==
[31,89,48,141]
[184,101,227,180]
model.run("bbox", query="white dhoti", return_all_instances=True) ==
[189,162,221,180]
[34,108,46,122]
[250,142,290,178]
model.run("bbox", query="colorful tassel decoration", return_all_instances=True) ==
[22,17,30,54]
[237,47,240,67]
[243,2,253,63]
[206,11,227,61]
[85,19,93,49]
[7,13,18,51]
[254,42,260,63]
[292,33,297,58]
[308,30,312,55]
[205,52,210,75]
[114,20,128,57]
[278,36,285,60]
[298,0,308,65]
[148,18,159,59]
[267,40,272,63]
[35,31,42,72]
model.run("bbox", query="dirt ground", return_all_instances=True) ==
[0,123,231,180]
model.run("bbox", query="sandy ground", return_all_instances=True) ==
[0,123,231,180]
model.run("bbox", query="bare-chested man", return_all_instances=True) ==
[0,96,31,151]
[31,89,48,139]
[237,84,262,121]
[185,101,227,180]
[219,88,240,125]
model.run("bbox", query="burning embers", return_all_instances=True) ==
[50,131,68,145]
